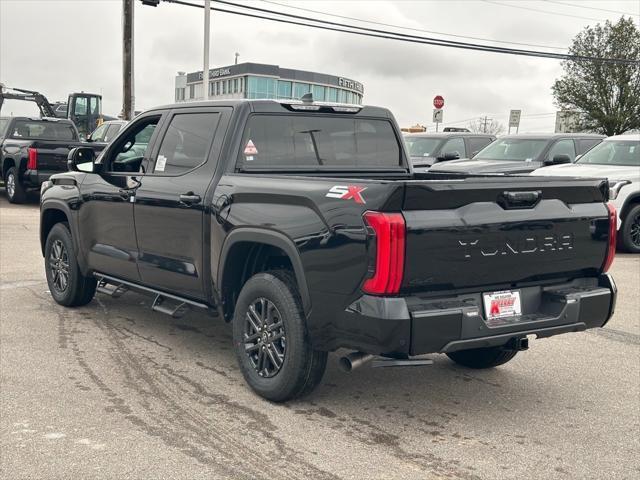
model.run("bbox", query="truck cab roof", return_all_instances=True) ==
[145,99,392,118]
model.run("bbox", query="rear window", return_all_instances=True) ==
[237,115,402,169]
[10,120,77,141]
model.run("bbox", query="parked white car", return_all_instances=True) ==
[531,134,640,253]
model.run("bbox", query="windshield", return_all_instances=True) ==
[577,140,639,167]
[404,137,442,157]
[475,138,548,161]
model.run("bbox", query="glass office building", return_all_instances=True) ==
[175,62,364,104]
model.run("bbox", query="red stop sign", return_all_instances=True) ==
[433,95,445,109]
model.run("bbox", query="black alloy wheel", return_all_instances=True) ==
[243,297,287,378]
[48,239,70,294]
[630,212,640,248]
[619,204,640,253]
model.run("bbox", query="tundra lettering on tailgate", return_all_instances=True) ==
[459,233,574,259]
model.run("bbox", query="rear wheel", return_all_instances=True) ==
[5,167,26,203]
[619,204,640,253]
[232,271,327,402]
[45,223,97,307]
[446,346,518,369]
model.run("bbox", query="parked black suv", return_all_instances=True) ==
[429,133,604,174]
[404,132,495,168]
[40,100,617,401]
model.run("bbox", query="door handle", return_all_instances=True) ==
[179,192,201,205]
[498,190,542,209]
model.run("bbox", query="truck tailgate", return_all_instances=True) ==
[30,140,81,174]
[400,177,610,293]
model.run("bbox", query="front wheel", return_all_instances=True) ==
[232,271,327,402]
[446,346,518,369]
[619,204,640,253]
[45,223,97,307]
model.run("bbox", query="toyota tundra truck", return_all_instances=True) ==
[39,99,617,401]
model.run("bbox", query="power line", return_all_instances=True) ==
[542,0,640,17]
[481,0,607,22]
[259,0,567,50]
[161,0,638,64]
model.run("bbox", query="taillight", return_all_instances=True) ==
[362,211,406,295]
[27,148,38,170]
[602,203,617,272]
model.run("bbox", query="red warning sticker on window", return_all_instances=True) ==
[244,139,258,155]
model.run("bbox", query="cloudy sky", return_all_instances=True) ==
[1,0,638,132]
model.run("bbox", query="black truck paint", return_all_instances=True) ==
[40,100,617,401]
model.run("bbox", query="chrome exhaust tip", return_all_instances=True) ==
[338,352,375,372]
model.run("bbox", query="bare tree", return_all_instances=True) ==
[467,117,505,135]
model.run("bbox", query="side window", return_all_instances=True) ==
[153,113,220,175]
[547,139,576,161]
[108,116,160,173]
[578,139,600,154]
[104,124,122,143]
[89,124,108,142]
[441,137,466,157]
[468,137,493,157]
[90,97,100,115]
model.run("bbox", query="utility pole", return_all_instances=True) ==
[122,0,135,120]
[482,116,492,133]
[203,0,211,100]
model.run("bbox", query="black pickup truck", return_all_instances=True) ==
[1,116,100,203]
[40,100,617,401]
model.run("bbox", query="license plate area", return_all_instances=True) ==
[483,290,522,325]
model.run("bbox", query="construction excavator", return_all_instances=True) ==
[0,84,115,138]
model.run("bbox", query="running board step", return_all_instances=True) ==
[152,294,190,319]
[96,279,129,298]
[94,273,211,319]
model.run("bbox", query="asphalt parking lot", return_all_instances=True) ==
[1,193,638,480]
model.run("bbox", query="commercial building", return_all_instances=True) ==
[174,62,364,104]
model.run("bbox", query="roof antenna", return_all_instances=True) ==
[300,93,313,104]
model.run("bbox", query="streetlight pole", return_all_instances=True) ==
[203,0,211,100]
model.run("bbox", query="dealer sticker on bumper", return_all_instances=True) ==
[483,290,522,320]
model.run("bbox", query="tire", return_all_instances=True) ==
[446,345,518,369]
[618,204,640,253]
[232,270,327,402]
[44,223,97,307]
[5,166,27,204]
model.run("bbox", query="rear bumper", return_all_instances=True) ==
[324,274,616,355]
[22,170,55,188]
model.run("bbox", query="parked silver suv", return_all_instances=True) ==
[531,134,640,252]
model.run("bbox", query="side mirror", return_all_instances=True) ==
[67,147,96,173]
[437,151,460,161]
[544,153,572,166]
